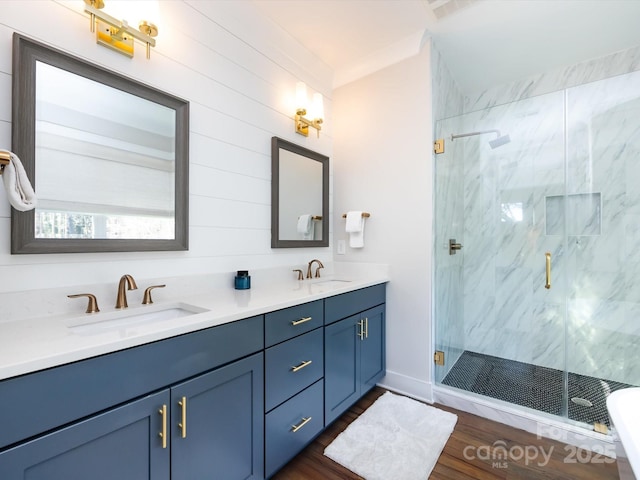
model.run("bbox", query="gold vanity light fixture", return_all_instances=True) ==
[295,82,324,137]
[83,0,158,59]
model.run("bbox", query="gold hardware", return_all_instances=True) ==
[434,351,445,365]
[434,139,445,154]
[594,422,608,434]
[311,216,322,221]
[294,82,323,138]
[158,405,167,449]
[306,259,324,279]
[67,293,100,313]
[292,269,304,281]
[291,360,313,373]
[0,150,10,175]
[115,274,138,309]
[449,239,463,255]
[178,396,187,438]
[545,252,551,289]
[291,316,312,326]
[357,319,365,340]
[84,0,158,59]
[364,317,368,339]
[341,212,371,218]
[291,416,312,433]
[142,284,166,305]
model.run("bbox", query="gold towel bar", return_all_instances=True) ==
[312,215,322,220]
[342,212,370,218]
[0,151,10,175]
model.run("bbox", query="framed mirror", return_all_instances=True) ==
[271,137,329,248]
[11,34,189,254]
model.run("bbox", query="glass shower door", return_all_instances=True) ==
[434,91,571,421]
[564,70,640,430]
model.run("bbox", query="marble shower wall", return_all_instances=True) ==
[454,48,640,386]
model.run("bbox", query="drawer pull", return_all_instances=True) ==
[357,319,365,340]
[178,396,187,439]
[291,360,313,372]
[364,317,369,339]
[158,404,167,449]
[291,416,312,433]
[291,316,312,326]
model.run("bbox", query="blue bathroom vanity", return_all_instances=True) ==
[0,281,386,479]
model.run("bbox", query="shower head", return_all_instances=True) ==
[451,129,511,149]
[488,134,511,149]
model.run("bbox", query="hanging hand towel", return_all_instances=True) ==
[297,214,314,240]
[1,150,37,211]
[345,211,365,248]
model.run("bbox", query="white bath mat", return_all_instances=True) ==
[324,391,457,480]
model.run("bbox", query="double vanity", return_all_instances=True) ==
[0,270,387,479]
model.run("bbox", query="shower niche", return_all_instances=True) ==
[433,69,640,432]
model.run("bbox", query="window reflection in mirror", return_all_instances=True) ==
[35,62,177,240]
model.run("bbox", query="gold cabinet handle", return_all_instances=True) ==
[357,319,364,340]
[291,360,313,373]
[291,416,312,433]
[178,396,187,439]
[291,316,312,326]
[545,252,551,290]
[364,317,368,339]
[158,404,167,449]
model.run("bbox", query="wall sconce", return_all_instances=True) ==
[84,0,158,59]
[295,82,324,138]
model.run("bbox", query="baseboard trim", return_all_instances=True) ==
[377,370,433,404]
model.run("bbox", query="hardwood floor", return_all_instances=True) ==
[272,387,620,480]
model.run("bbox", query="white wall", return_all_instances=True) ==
[0,0,334,294]
[332,42,433,401]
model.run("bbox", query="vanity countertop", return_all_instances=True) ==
[0,272,388,381]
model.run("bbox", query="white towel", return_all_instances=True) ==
[345,211,365,248]
[1,150,37,212]
[297,214,314,240]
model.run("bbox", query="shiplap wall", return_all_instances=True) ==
[0,0,334,294]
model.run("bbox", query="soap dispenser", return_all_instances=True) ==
[234,270,251,290]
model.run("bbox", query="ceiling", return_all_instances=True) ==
[252,0,640,94]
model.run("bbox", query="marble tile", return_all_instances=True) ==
[465,45,640,112]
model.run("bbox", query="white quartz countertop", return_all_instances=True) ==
[0,270,388,381]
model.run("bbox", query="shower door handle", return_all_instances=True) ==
[545,252,551,289]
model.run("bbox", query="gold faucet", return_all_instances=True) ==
[306,259,324,279]
[116,274,138,309]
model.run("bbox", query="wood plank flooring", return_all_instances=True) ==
[272,387,620,480]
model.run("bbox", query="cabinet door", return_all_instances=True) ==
[360,304,386,392]
[171,353,264,480]
[324,315,360,425]
[0,390,170,480]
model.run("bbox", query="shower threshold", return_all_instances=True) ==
[442,350,633,427]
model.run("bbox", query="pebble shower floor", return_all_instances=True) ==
[442,350,633,427]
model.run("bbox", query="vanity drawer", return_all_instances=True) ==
[265,328,323,411]
[325,283,386,325]
[265,380,324,478]
[265,300,323,347]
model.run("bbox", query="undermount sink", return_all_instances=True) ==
[312,279,352,286]
[67,302,209,335]
[307,279,352,291]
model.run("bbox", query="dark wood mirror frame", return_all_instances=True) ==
[271,137,329,248]
[11,34,189,254]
